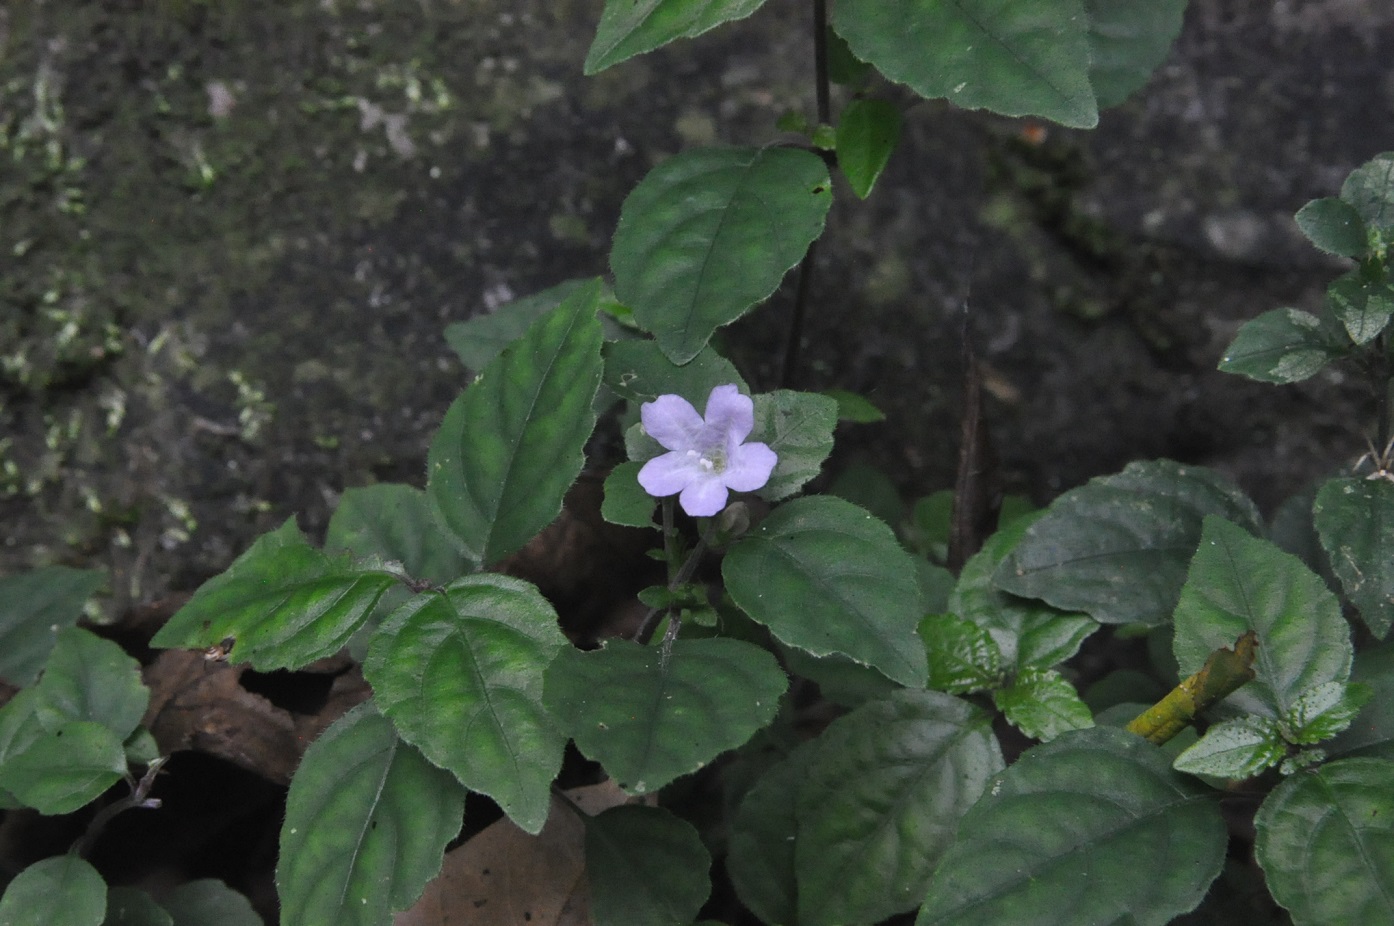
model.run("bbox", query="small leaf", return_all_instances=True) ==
[724,496,928,686]
[602,339,746,405]
[0,565,104,687]
[444,278,596,373]
[1340,152,1394,234]
[1173,517,1352,719]
[821,388,886,423]
[1255,757,1394,926]
[995,460,1262,625]
[545,638,787,795]
[1328,641,1394,760]
[1172,716,1286,779]
[1084,0,1187,109]
[277,704,466,926]
[104,887,173,926]
[832,0,1098,128]
[993,667,1095,742]
[749,390,838,502]
[1295,196,1369,258]
[584,0,766,74]
[919,614,1002,694]
[1327,269,1394,344]
[585,805,711,926]
[1281,681,1372,745]
[0,721,126,815]
[1315,475,1394,640]
[159,880,262,926]
[363,575,567,834]
[150,519,399,670]
[916,727,1226,926]
[1219,306,1350,384]
[31,627,148,741]
[0,855,107,926]
[835,98,901,198]
[601,461,657,528]
[428,280,604,565]
[325,483,467,586]
[611,147,832,363]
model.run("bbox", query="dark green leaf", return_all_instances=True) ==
[727,741,809,925]
[1295,196,1369,258]
[103,888,172,926]
[1327,269,1394,344]
[31,627,148,741]
[1084,0,1187,109]
[724,496,928,685]
[779,645,899,708]
[1219,307,1349,384]
[545,638,787,795]
[0,721,126,815]
[325,483,467,586]
[601,461,657,528]
[919,614,1002,695]
[832,0,1098,128]
[0,855,106,926]
[992,667,1094,742]
[917,727,1226,926]
[1328,641,1394,760]
[826,461,902,529]
[1315,476,1394,639]
[0,566,104,688]
[363,575,567,834]
[825,26,873,86]
[585,805,711,926]
[612,148,831,363]
[1340,152,1394,234]
[1173,517,1351,719]
[277,704,466,926]
[159,880,261,926]
[428,280,604,565]
[1172,716,1286,779]
[602,340,745,405]
[150,519,399,670]
[1255,758,1394,926]
[585,0,766,74]
[836,99,901,199]
[0,689,44,771]
[749,391,838,502]
[995,460,1262,625]
[443,278,596,373]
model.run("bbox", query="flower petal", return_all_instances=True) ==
[638,451,702,497]
[679,475,729,517]
[702,384,754,444]
[722,442,778,492]
[642,394,705,452]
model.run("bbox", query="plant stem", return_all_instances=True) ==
[71,757,167,858]
[634,513,719,645]
[812,0,831,126]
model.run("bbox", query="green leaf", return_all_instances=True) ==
[103,888,172,926]
[1340,152,1394,234]
[1084,0,1187,109]
[1314,476,1394,639]
[601,461,657,528]
[0,855,107,926]
[826,462,902,531]
[779,645,899,708]
[1328,641,1394,760]
[1219,306,1350,384]
[1281,681,1372,745]
[749,390,838,502]
[584,0,766,74]
[724,496,928,686]
[428,280,604,565]
[993,667,1095,742]
[602,340,746,405]
[443,278,599,373]
[1173,517,1352,719]
[792,690,1003,926]
[820,388,886,423]
[726,740,809,926]
[150,519,398,671]
[0,566,104,687]
[325,483,467,586]
[277,704,466,926]
[31,627,147,740]
[916,727,1226,926]
[585,805,711,926]
[1295,196,1369,258]
[545,637,787,795]
[826,26,873,86]
[920,613,1002,694]
[1255,758,1394,926]
[835,98,901,199]
[995,460,1262,625]
[0,689,44,770]
[1327,269,1394,344]
[832,0,1098,128]
[0,721,126,815]
[611,148,832,363]
[363,575,567,834]
[159,880,261,926]
[1172,716,1286,779]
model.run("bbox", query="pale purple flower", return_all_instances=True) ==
[637,385,778,517]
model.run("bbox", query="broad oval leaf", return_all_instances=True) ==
[1255,758,1394,926]
[992,667,1094,742]
[1340,151,1394,234]
[1173,516,1352,719]
[584,0,766,74]
[0,855,106,926]
[832,0,1097,128]
[363,574,567,834]
[1327,269,1394,345]
[794,690,1003,926]
[325,483,467,587]
[544,637,787,794]
[1315,476,1394,640]
[1085,0,1187,109]
[916,727,1226,926]
[1172,716,1286,779]
[159,880,261,926]
[0,720,126,815]
[726,740,810,925]
[0,565,104,688]
[149,518,399,670]
[750,390,838,503]
[602,339,745,405]
[724,496,928,685]
[585,805,711,926]
[277,704,467,926]
[994,460,1262,625]
[1295,196,1369,258]
[32,627,148,740]
[611,147,832,363]
[428,279,604,565]
[1219,307,1350,384]
[836,98,901,199]
[444,278,597,374]
[105,887,173,926]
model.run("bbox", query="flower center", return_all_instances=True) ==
[688,442,726,474]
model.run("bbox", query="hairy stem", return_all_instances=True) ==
[71,757,167,859]
[634,512,718,645]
